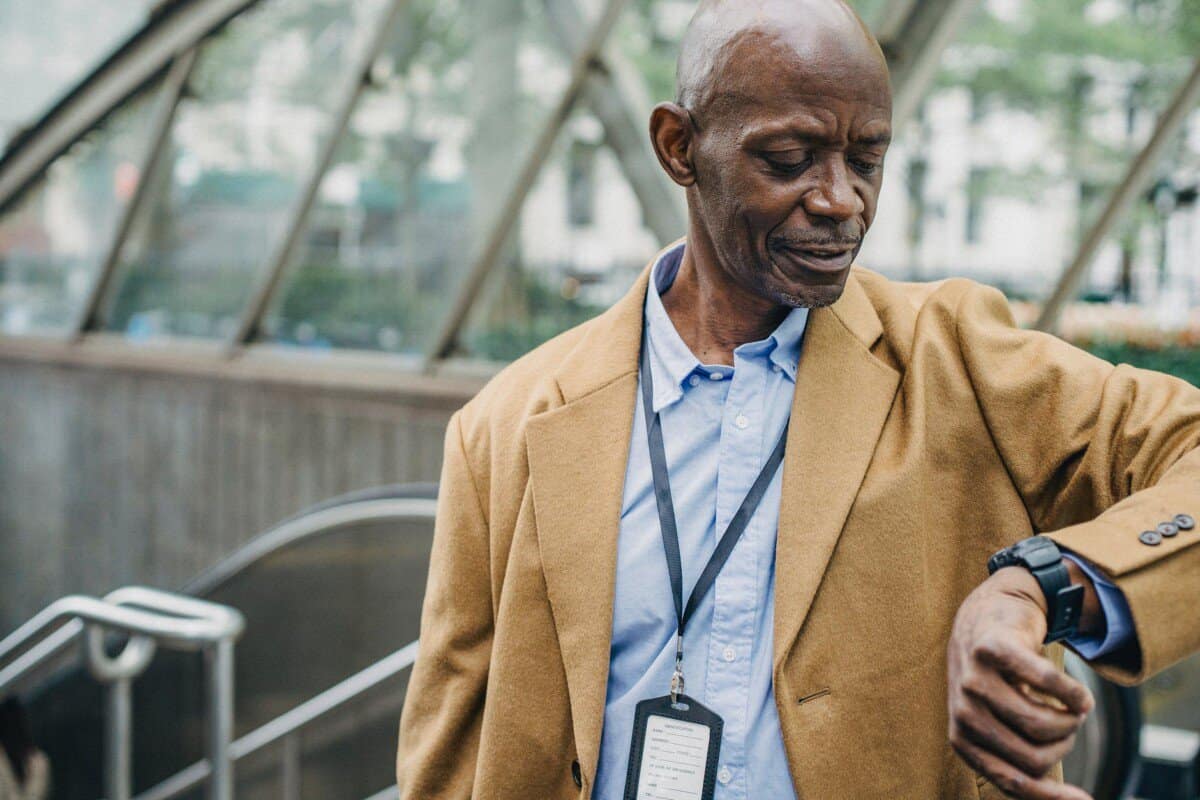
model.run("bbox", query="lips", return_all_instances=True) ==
[772,243,858,275]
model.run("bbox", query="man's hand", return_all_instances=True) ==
[947,566,1100,799]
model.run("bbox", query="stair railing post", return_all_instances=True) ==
[85,625,156,800]
[206,638,237,800]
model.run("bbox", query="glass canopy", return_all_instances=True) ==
[0,0,1196,356]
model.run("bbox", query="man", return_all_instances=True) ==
[397,0,1200,798]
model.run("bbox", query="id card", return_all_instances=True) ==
[623,695,723,800]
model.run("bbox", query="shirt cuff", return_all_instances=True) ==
[1062,554,1137,660]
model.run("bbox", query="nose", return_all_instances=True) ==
[801,156,865,224]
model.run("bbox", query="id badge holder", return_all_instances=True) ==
[622,694,724,800]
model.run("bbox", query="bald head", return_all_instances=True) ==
[675,0,889,117]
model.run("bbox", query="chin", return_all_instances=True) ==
[773,283,846,310]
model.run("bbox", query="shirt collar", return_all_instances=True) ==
[643,242,809,413]
[644,244,701,412]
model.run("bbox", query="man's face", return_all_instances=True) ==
[685,28,892,308]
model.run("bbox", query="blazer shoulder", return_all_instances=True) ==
[851,267,1004,366]
[852,266,984,316]
[455,313,604,460]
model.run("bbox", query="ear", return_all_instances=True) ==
[649,103,698,187]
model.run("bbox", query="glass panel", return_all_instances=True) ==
[261,0,891,358]
[0,1,153,150]
[0,88,159,335]
[459,106,659,362]
[451,0,674,362]
[259,0,569,354]
[102,0,386,341]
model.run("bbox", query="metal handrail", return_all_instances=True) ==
[0,588,242,692]
[0,587,244,800]
[134,640,419,800]
[9,491,437,701]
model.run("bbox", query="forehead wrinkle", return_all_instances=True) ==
[740,114,891,151]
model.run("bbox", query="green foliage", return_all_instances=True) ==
[270,260,447,351]
[464,267,606,361]
[946,0,1199,164]
[1083,341,1200,386]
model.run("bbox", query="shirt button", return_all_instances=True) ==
[709,372,725,381]
[717,767,732,785]
[772,364,781,373]
[734,414,749,429]
[722,646,736,662]
[688,375,701,387]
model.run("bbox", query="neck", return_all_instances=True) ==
[660,244,789,367]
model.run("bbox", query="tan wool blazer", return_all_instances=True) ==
[397,254,1200,799]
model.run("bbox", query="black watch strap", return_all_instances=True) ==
[987,536,1084,644]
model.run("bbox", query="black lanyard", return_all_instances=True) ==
[639,331,789,702]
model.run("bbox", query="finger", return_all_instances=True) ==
[955,696,1077,778]
[952,737,1093,800]
[966,672,1084,744]
[976,638,1094,715]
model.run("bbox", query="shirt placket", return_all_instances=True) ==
[706,354,766,799]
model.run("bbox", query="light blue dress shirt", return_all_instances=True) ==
[592,242,1134,799]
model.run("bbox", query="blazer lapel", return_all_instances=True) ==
[773,273,901,669]
[525,262,652,785]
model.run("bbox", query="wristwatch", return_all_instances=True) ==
[987,536,1084,644]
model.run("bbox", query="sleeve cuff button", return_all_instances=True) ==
[1139,530,1163,546]
[1157,522,1180,538]
[1174,514,1195,530]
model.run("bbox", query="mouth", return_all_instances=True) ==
[771,242,858,275]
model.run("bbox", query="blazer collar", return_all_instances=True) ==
[525,244,897,790]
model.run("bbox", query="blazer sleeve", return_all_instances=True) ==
[953,282,1200,685]
[397,411,494,797]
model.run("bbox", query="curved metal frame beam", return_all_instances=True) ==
[72,47,199,337]
[1035,56,1200,333]
[541,0,686,247]
[882,0,979,131]
[0,0,262,214]
[423,0,633,367]
[227,0,415,350]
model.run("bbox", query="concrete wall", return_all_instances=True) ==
[0,337,485,632]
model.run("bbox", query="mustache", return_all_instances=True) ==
[768,231,862,250]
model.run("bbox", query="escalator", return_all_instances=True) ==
[12,482,1146,799]
[22,484,438,799]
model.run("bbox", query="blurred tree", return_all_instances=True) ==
[940,0,1200,300]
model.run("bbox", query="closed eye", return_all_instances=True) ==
[849,157,881,177]
[762,154,812,176]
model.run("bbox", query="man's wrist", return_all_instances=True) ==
[989,565,1050,614]
[987,559,1103,640]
